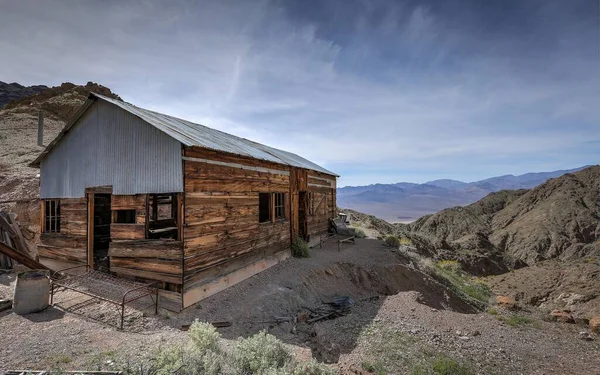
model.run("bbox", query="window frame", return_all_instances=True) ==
[273,192,286,221]
[43,199,61,233]
[112,209,137,224]
[258,192,288,224]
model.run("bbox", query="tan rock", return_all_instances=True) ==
[590,316,600,333]
[549,309,575,323]
[496,295,517,310]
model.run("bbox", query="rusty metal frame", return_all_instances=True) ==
[50,265,159,330]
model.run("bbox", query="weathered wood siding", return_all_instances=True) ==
[306,171,337,238]
[38,198,87,263]
[182,147,292,307]
[109,195,184,288]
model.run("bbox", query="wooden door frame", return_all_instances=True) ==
[85,186,112,268]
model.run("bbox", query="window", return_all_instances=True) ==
[113,209,136,224]
[258,192,287,223]
[274,192,285,220]
[148,193,178,239]
[259,193,271,223]
[44,200,60,233]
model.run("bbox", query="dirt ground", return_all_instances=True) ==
[1,239,599,374]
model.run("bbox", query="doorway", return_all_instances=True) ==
[298,191,308,241]
[92,193,111,270]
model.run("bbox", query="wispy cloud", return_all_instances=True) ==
[1,0,598,186]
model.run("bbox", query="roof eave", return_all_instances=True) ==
[28,94,98,168]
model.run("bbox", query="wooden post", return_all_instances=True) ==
[40,200,45,233]
[87,192,94,268]
[37,110,44,146]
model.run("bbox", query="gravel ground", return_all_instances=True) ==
[0,239,598,374]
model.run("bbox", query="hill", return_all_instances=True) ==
[0,81,48,109]
[0,82,120,203]
[403,166,600,273]
[338,166,590,222]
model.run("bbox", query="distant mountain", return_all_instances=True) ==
[402,165,600,274]
[0,81,48,109]
[338,166,591,222]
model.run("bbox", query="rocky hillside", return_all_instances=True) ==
[0,81,48,109]
[0,82,120,203]
[403,166,600,273]
[3,81,121,122]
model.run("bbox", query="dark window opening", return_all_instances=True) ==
[44,200,61,233]
[259,192,287,223]
[113,209,136,224]
[148,193,178,239]
[259,193,271,223]
[274,192,285,220]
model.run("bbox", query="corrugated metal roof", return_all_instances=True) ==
[91,93,338,176]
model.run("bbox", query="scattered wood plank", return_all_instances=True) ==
[0,241,51,271]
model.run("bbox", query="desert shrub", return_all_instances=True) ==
[152,345,184,375]
[291,359,336,375]
[500,314,538,328]
[232,331,291,374]
[354,228,367,239]
[291,237,310,258]
[188,320,220,353]
[431,357,473,375]
[185,348,222,375]
[437,260,462,273]
[399,236,413,246]
[384,235,401,248]
[487,307,499,316]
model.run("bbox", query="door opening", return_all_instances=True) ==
[298,191,308,242]
[93,193,111,270]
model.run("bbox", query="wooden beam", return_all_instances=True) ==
[0,241,51,271]
[86,193,94,268]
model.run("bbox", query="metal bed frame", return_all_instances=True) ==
[50,265,159,329]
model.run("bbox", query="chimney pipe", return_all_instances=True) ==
[37,110,43,147]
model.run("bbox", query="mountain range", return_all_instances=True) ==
[338,166,591,222]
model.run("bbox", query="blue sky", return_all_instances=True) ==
[1,0,598,186]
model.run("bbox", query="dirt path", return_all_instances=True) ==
[0,239,598,373]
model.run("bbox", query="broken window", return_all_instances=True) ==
[148,194,178,239]
[44,200,61,233]
[113,209,136,224]
[259,193,271,223]
[258,192,287,223]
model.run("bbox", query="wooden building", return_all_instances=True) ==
[30,93,338,311]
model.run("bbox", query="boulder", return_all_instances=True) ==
[549,309,575,324]
[590,316,600,333]
[495,295,517,310]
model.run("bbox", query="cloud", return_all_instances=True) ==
[1,0,598,186]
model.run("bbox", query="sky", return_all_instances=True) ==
[1,0,598,187]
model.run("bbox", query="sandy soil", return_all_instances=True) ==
[0,239,599,374]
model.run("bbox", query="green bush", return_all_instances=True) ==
[437,260,462,273]
[291,237,310,258]
[188,320,221,353]
[399,237,413,246]
[232,331,291,374]
[354,228,367,239]
[384,235,401,248]
[431,357,473,375]
[500,314,537,327]
[291,359,335,375]
[152,345,184,375]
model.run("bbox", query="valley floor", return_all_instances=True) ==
[1,239,598,374]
